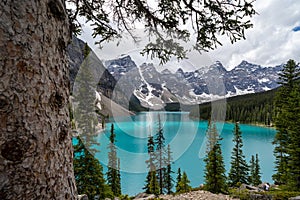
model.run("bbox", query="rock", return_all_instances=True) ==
[78,194,88,200]
[159,190,238,200]
[290,196,300,200]
[240,183,261,192]
[134,193,156,199]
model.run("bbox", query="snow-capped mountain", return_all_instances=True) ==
[104,55,282,110]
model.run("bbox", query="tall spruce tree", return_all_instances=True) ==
[73,137,112,199]
[164,145,174,194]
[249,154,262,186]
[203,122,227,194]
[144,134,160,195]
[176,171,192,193]
[273,59,300,186]
[107,124,121,196]
[228,122,249,187]
[175,168,182,193]
[73,44,112,199]
[286,84,300,190]
[154,114,167,194]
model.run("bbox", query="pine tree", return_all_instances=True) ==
[228,122,249,187]
[273,59,300,186]
[175,168,182,193]
[249,155,255,185]
[144,134,160,195]
[154,114,167,194]
[203,122,228,194]
[107,124,121,196]
[74,137,112,199]
[164,145,174,194]
[286,84,300,190]
[176,171,192,193]
[249,154,262,186]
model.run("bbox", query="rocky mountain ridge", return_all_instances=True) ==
[104,55,282,110]
[67,37,282,112]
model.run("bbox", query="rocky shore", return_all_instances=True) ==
[159,190,238,200]
[133,190,238,200]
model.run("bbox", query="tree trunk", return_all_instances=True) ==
[0,0,77,199]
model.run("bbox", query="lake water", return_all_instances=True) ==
[91,112,276,196]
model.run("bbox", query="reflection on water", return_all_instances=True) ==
[93,112,276,196]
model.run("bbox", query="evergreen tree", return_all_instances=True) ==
[74,137,112,199]
[72,43,112,199]
[164,145,174,194]
[286,84,300,190]
[249,154,262,186]
[144,134,160,195]
[175,168,182,193]
[203,122,228,194]
[249,155,255,185]
[176,171,192,193]
[107,124,121,196]
[228,122,249,187]
[154,114,167,194]
[273,59,300,186]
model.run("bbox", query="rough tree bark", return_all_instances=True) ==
[0,0,77,199]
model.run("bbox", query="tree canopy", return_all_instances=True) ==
[66,0,256,63]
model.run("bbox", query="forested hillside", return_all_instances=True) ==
[189,88,278,126]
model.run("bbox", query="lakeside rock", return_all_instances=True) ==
[158,190,238,200]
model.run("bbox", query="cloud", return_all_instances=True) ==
[210,0,300,69]
[78,0,300,71]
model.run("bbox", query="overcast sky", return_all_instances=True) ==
[78,0,300,71]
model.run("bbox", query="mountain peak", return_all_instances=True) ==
[208,61,227,73]
[161,69,172,74]
[176,68,184,73]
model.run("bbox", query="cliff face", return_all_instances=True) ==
[67,37,133,117]
[67,36,116,98]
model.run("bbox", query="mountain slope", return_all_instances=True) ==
[104,55,282,110]
[189,88,277,125]
[67,37,133,118]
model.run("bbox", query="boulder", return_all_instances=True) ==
[134,193,156,199]
[240,183,261,192]
[78,194,88,200]
[290,196,300,200]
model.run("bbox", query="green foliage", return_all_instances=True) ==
[273,59,300,190]
[268,190,300,200]
[164,145,174,194]
[176,171,192,194]
[144,115,174,195]
[285,84,300,190]
[228,123,249,187]
[189,89,276,126]
[66,0,256,63]
[73,137,112,199]
[203,122,228,194]
[154,114,168,194]
[230,188,300,200]
[175,168,182,193]
[249,154,262,186]
[228,188,252,200]
[144,135,160,195]
[107,124,122,196]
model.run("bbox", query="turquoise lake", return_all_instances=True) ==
[91,112,276,196]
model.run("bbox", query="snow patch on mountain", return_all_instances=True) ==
[104,55,282,109]
[258,78,270,83]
